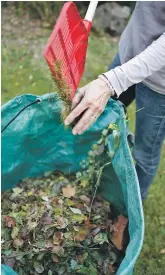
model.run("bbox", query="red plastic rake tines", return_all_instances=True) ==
[44,1,98,99]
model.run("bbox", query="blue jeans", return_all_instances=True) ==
[109,54,165,199]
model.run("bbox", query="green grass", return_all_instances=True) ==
[1,32,117,104]
[1,43,50,104]
[2,16,165,275]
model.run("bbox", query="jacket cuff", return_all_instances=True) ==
[103,70,123,97]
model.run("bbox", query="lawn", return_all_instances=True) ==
[1,8,165,275]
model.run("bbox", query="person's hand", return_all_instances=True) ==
[64,77,113,135]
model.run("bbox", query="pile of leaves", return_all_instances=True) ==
[2,125,128,275]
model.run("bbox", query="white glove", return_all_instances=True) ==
[64,76,114,135]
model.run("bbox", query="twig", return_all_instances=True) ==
[88,161,111,219]
[87,260,98,272]
[123,107,145,122]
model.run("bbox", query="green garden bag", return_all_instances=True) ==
[1,93,144,275]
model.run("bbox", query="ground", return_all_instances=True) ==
[1,7,165,275]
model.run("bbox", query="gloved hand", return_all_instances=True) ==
[64,76,114,135]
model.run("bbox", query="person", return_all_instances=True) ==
[64,1,165,200]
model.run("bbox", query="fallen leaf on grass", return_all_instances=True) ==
[160,248,165,254]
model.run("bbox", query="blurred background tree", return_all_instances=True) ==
[1,1,135,29]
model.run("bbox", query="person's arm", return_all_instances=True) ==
[64,33,165,135]
[104,33,165,97]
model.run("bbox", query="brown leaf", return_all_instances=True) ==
[4,216,16,228]
[160,248,165,254]
[13,238,24,248]
[52,245,64,256]
[45,241,54,249]
[79,195,90,205]
[62,185,76,198]
[52,254,60,263]
[108,264,115,274]
[56,231,63,239]
[53,232,63,245]
[56,217,68,229]
[111,215,128,250]
[74,228,89,241]
[77,255,84,264]
[41,214,53,225]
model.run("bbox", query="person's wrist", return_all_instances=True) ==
[98,74,115,96]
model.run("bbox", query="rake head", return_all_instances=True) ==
[44,2,92,100]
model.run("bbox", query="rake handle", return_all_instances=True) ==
[85,1,98,22]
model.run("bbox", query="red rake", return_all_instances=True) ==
[44,1,98,100]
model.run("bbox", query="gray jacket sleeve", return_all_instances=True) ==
[103,33,165,97]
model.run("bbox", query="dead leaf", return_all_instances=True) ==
[77,255,84,264]
[52,254,60,263]
[13,238,24,248]
[64,232,73,239]
[90,227,101,236]
[41,214,53,225]
[56,216,68,229]
[93,232,109,245]
[28,221,38,230]
[52,246,64,256]
[41,196,49,202]
[98,259,102,266]
[111,215,128,250]
[11,226,19,239]
[62,185,76,198]
[160,248,165,254]
[34,262,44,273]
[12,187,23,195]
[53,232,63,245]
[69,207,82,215]
[73,226,79,232]
[74,228,89,241]
[108,264,115,274]
[4,216,16,228]
[79,195,90,204]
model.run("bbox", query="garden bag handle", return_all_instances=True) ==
[83,1,98,32]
